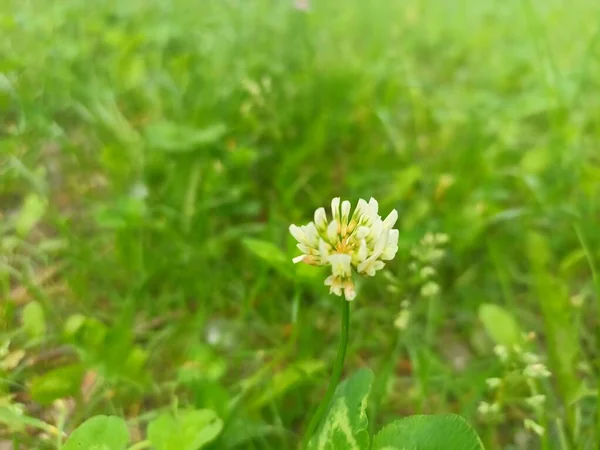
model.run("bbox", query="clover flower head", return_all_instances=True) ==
[524,363,551,379]
[290,197,399,301]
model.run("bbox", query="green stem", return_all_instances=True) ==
[301,299,350,449]
[574,225,600,442]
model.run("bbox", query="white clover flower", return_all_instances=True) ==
[524,363,551,379]
[290,197,399,301]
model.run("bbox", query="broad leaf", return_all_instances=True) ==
[15,193,47,237]
[147,409,223,450]
[0,404,56,434]
[22,301,46,338]
[144,121,226,153]
[478,303,522,347]
[243,238,292,278]
[528,232,580,403]
[372,414,484,450]
[30,364,85,405]
[307,368,373,450]
[63,415,129,450]
[252,359,325,409]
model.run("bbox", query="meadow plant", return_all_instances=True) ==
[479,339,553,445]
[290,198,483,449]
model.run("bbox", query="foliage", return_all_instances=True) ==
[2,0,600,448]
[308,369,484,450]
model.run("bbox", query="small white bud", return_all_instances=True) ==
[485,378,502,389]
[394,310,411,330]
[524,363,551,379]
[525,395,546,409]
[419,266,436,279]
[493,345,509,362]
[524,419,545,436]
[420,281,440,297]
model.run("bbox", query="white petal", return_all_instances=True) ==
[383,209,398,229]
[327,220,339,244]
[374,228,389,254]
[368,220,384,243]
[330,283,343,296]
[331,197,341,222]
[314,207,328,231]
[297,243,311,254]
[319,238,331,259]
[341,200,351,225]
[356,226,370,239]
[358,239,368,261]
[387,229,399,246]
[357,257,371,275]
[368,197,379,216]
[351,198,368,222]
[289,224,306,244]
[357,256,385,276]
[292,255,305,264]
[382,245,398,261]
[304,222,319,246]
[326,275,344,296]
[373,260,385,272]
[327,253,352,278]
[343,279,356,301]
[381,229,399,260]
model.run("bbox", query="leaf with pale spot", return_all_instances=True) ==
[372,414,484,450]
[307,368,373,450]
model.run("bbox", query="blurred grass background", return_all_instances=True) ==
[2,0,600,448]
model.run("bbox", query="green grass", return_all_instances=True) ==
[2,0,600,448]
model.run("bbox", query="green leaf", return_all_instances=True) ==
[478,303,522,347]
[22,301,46,338]
[243,238,292,278]
[147,409,223,450]
[0,404,56,434]
[15,193,47,237]
[144,121,226,153]
[527,232,580,404]
[307,368,373,450]
[63,415,129,450]
[29,364,85,405]
[252,359,325,409]
[372,414,485,450]
[221,417,282,448]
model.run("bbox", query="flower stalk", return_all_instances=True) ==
[301,298,350,449]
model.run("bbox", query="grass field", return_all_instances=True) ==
[2,0,600,448]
